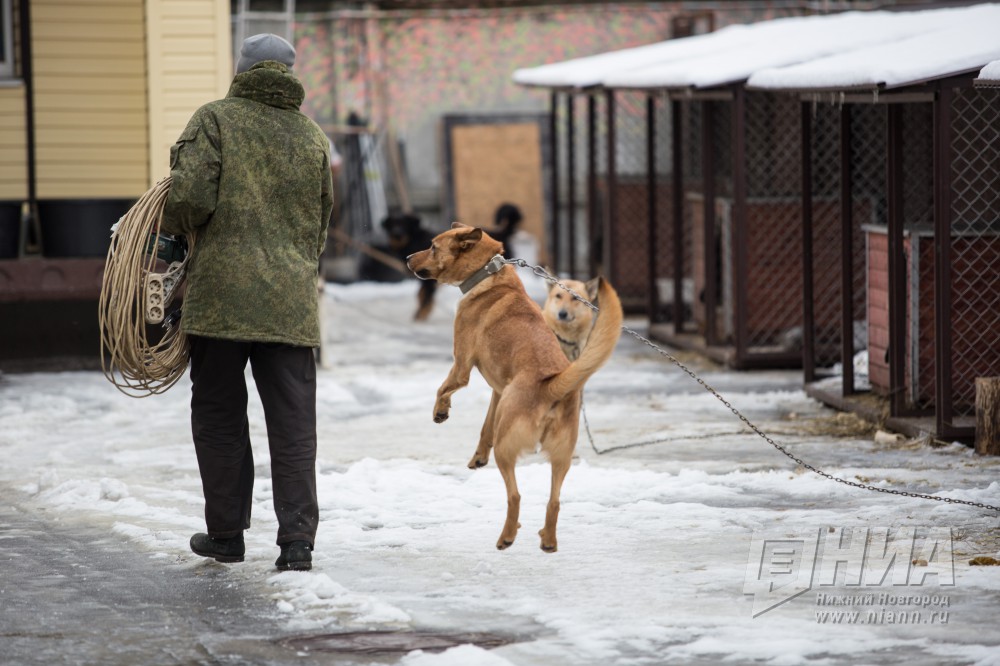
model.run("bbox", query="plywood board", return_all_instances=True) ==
[443,114,550,264]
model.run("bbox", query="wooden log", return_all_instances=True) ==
[975,377,1000,456]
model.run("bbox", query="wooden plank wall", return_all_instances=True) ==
[32,0,149,198]
[0,87,27,201]
[145,0,231,183]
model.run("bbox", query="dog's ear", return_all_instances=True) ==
[451,221,470,230]
[586,277,601,302]
[456,227,483,250]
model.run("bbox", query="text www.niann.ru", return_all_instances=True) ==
[815,609,950,625]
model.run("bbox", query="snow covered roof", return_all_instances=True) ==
[748,4,1000,91]
[510,24,752,89]
[513,3,1000,92]
[976,59,1000,87]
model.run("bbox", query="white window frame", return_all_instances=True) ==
[0,0,14,80]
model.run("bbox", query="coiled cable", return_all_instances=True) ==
[99,177,194,396]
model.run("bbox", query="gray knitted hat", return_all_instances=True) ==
[236,33,296,74]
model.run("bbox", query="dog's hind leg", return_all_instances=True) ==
[538,454,570,553]
[538,405,578,553]
[468,390,499,469]
[494,442,522,550]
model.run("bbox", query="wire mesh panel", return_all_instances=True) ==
[947,86,1000,420]
[899,103,935,413]
[702,100,733,344]
[551,92,567,273]
[806,104,842,370]
[606,90,655,312]
[849,105,883,376]
[675,100,701,334]
[804,103,885,393]
[590,92,608,278]
[738,91,802,357]
[649,98,693,332]
[649,97,678,323]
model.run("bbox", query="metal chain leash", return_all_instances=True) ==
[503,258,1000,514]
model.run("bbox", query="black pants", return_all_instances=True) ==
[188,336,318,546]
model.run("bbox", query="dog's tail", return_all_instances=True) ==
[542,277,623,402]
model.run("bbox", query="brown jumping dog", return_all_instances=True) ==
[406,223,622,552]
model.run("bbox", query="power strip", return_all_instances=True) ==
[145,261,186,324]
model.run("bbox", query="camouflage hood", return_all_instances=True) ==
[227,61,304,111]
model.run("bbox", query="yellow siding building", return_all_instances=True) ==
[0,0,231,367]
[0,0,230,202]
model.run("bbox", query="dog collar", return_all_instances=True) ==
[459,254,506,294]
[554,333,579,350]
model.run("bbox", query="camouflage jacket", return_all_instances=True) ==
[161,61,333,348]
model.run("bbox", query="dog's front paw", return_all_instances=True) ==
[433,398,450,423]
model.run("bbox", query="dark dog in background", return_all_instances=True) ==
[491,203,523,258]
[381,211,438,321]
[357,211,437,320]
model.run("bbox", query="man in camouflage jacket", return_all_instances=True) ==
[161,33,333,572]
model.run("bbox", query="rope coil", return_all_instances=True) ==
[99,177,193,397]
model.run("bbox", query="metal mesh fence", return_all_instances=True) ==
[650,97,678,323]
[740,92,802,355]
[947,86,1000,418]
[806,104,842,370]
[851,105,886,333]
[607,91,656,312]
[675,101,701,334]
[551,92,590,279]
[706,100,732,345]
[900,103,935,413]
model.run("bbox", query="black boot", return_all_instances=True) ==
[275,540,312,571]
[190,533,245,563]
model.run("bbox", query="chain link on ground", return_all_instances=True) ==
[504,257,1000,515]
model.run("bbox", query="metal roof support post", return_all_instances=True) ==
[886,104,907,418]
[840,104,855,396]
[550,91,560,273]
[934,85,955,437]
[566,94,577,278]
[671,99,685,331]
[606,89,618,287]
[732,87,749,367]
[646,94,660,322]
[587,94,598,277]
[702,100,718,346]
[801,101,816,384]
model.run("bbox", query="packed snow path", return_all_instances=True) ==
[1,280,999,665]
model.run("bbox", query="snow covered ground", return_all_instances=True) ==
[2,279,999,665]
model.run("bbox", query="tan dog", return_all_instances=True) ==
[406,223,622,552]
[542,278,599,361]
